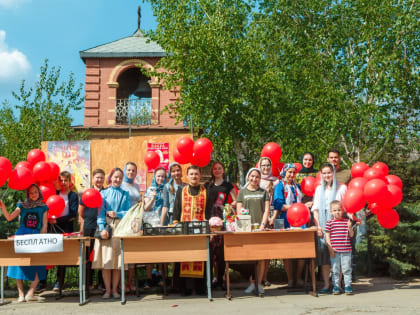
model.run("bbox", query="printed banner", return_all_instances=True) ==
[14,234,63,254]
[47,141,91,193]
[147,143,169,173]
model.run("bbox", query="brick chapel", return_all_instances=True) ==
[76,8,188,139]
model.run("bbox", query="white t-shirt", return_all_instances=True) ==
[59,192,69,217]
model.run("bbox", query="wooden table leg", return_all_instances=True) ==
[120,239,126,305]
[0,266,11,306]
[309,259,318,297]
[225,261,231,300]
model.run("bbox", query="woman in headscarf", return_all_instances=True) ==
[1,184,48,302]
[272,163,309,288]
[121,162,141,207]
[295,152,318,184]
[143,167,168,288]
[161,162,186,226]
[121,162,141,293]
[257,157,279,287]
[237,168,270,296]
[311,163,347,294]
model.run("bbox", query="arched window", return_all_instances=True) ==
[115,68,152,125]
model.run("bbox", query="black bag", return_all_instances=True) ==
[94,222,113,239]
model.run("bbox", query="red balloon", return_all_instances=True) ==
[387,184,403,207]
[287,203,310,227]
[191,151,211,167]
[39,182,56,203]
[272,162,280,177]
[261,142,282,163]
[377,208,399,229]
[364,179,388,204]
[8,167,34,190]
[372,162,389,176]
[48,162,60,181]
[294,162,303,173]
[33,161,52,182]
[348,177,368,191]
[0,157,12,174]
[176,136,194,157]
[173,147,191,165]
[193,138,213,156]
[0,167,9,187]
[385,174,403,189]
[144,151,161,169]
[343,188,366,213]
[46,195,65,219]
[363,167,386,182]
[301,176,316,197]
[27,149,46,166]
[351,162,369,178]
[82,188,103,208]
[368,202,384,215]
[15,161,32,170]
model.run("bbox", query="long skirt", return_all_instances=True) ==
[7,227,46,281]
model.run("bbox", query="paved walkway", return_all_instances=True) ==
[1,277,419,314]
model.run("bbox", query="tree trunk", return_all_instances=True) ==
[233,139,245,187]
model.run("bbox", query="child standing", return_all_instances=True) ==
[325,200,354,295]
[0,184,48,302]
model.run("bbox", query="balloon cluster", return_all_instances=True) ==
[0,149,67,219]
[343,162,402,229]
[259,142,283,177]
[173,136,213,167]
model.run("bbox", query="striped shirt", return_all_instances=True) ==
[325,218,352,252]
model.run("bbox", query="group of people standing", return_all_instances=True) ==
[0,148,357,302]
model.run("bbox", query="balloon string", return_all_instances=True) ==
[0,188,9,200]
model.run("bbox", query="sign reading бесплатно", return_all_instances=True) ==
[14,234,63,253]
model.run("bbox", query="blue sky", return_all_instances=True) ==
[0,0,157,126]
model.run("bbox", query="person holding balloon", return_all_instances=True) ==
[121,162,142,293]
[78,168,105,291]
[48,171,79,292]
[272,163,310,288]
[237,168,270,295]
[0,184,48,302]
[205,161,237,290]
[143,167,168,289]
[311,163,347,293]
[325,200,354,295]
[92,168,130,299]
[257,157,279,287]
[161,162,186,226]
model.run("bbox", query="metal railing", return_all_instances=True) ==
[115,98,152,125]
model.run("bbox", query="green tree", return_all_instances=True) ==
[258,0,419,166]
[0,59,86,165]
[0,59,87,237]
[145,0,286,184]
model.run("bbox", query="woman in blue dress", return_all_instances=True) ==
[0,184,48,302]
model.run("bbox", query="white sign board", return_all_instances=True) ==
[14,234,64,254]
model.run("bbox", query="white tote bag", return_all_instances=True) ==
[114,202,144,237]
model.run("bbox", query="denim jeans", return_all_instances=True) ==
[331,251,352,287]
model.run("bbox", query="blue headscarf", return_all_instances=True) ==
[166,162,181,186]
[150,167,168,211]
[123,162,137,184]
[280,163,297,178]
[318,163,338,248]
